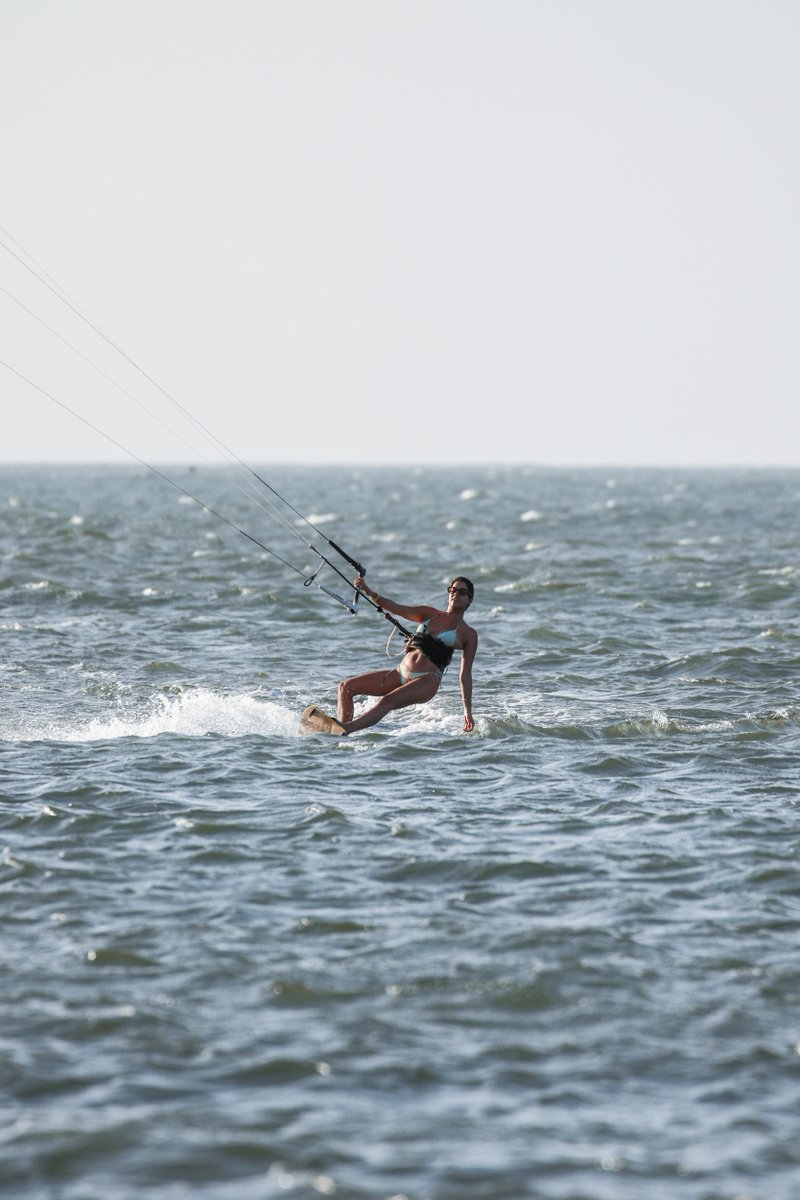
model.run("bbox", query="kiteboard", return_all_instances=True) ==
[299,705,347,736]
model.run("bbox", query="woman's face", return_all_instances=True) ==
[447,579,473,609]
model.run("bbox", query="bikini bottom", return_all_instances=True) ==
[398,663,443,685]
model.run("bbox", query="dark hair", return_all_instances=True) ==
[449,576,474,599]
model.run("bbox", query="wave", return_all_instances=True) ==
[481,703,800,741]
[1,688,300,743]
[5,685,799,747]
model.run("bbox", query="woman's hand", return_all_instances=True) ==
[463,713,475,732]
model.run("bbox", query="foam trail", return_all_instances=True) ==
[2,689,300,743]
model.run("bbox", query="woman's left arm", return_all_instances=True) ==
[459,629,478,732]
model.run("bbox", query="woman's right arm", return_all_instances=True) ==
[355,576,435,624]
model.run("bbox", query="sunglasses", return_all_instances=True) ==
[448,586,470,596]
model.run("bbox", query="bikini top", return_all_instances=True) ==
[415,619,460,647]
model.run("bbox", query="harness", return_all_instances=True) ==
[404,629,455,673]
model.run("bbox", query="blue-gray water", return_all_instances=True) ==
[2,464,799,1200]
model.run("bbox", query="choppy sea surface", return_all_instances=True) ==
[2,463,800,1200]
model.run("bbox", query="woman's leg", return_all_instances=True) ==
[341,673,440,734]
[338,668,401,724]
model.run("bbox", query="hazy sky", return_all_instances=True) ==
[1,0,798,465]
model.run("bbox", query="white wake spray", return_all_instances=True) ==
[2,688,300,742]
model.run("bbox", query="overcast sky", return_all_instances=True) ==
[1,0,798,465]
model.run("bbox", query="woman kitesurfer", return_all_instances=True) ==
[336,575,478,734]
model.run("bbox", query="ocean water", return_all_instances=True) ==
[2,463,800,1200]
